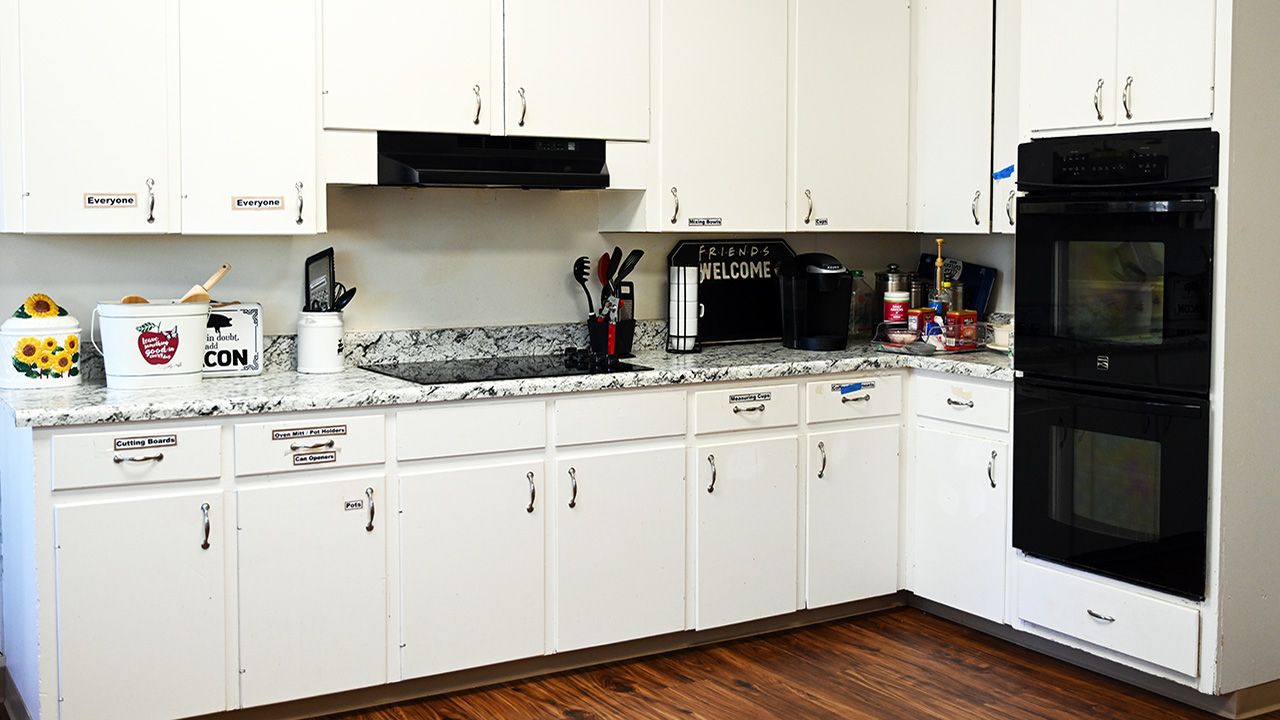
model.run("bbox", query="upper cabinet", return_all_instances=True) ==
[321,0,649,141]
[1021,0,1215,134]
[788,0,910,232]
[991,0,1021,234]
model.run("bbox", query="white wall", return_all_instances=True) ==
[0,187,1014,336]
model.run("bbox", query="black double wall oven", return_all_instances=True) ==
[1012,129,1217,600]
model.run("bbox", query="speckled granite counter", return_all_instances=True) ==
[0,334,1012,428]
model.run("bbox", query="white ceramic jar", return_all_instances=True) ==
[1,293,82,389]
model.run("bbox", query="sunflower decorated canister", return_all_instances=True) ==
[1,293,82,389]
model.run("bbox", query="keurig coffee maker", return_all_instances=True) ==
[778,253,853,350]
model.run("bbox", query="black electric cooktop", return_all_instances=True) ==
[361,352,651,386]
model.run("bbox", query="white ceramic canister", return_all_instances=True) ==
[1,293,82,389]
[296,311,344,373]
[95,300,211,389]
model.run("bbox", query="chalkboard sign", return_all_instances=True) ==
[667,239,795,344]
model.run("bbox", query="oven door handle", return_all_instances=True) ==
[1016,382,1204,419]
[1018,199,1207,215]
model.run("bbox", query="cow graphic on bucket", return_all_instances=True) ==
[135,322,181,365]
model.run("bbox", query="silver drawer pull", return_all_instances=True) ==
[364,487,375,532]
[113,452,164,464]
[526,471,536,513]
[733,404,766,414]
[841,394,871,404]
[473,84,482,125]
[1087,608,1116,623]
[290,439,335,451]
[707,454,717,493]
[946,398,974,408]
[200,502,211,550]
[987,450,997,489]
[1094,78,1105,121]
[295,181,304,225]
[817,442,827,479]
[568,467,578,509]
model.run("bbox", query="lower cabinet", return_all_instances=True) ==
[693,436,799,629]
[400,460,546,679]
[236,475,388,707]
[554,447,686,652]
[53,492,227,720]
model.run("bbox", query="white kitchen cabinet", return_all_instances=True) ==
[237,475,388,707]
[912,428,1008,623]
[788,0,910,232]
[555,448,685,652]
[53,492,226,720]
[1021,0,1215,133]
[179,0,319,234]
[400,461,545,678]
[991,0,1021,234]
[694,435,799,629]
[910,0,995,234]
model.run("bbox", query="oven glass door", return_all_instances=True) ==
[1012,379,1208,599]
[1015,192,1214,394]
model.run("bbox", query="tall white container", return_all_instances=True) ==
[95,301,210,389]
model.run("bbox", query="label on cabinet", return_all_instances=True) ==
[231,196,284,210]
[688,218,722,226]
[729,392,772,404]
[113,434,178,451]
[272,425,347,441]
[832,381,875,394]
[293,451,336,466]
[343,499,364,511]
[815,218,828,226]
[83,194,137,208]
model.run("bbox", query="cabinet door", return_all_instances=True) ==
[54,492,225,720]
[790,0,909,231]
[401,461,544,679]
[321,0,493,134]
[660,0,787,232]
[806,425,900,608]
[694,436,799,629]
[1020,0,1117,132]
[911,0,994,233]
[912,428,1007,622]
[180,0,318,234]
[505,0,649,141]
[18,0,175,233]
[237,475,387,707]
[1115,0,1215,126]
[555,447,685,652]
[991,0,1021,234]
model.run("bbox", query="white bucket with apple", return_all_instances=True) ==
[94,301,211,389]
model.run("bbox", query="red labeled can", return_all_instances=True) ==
[944,310,978,349]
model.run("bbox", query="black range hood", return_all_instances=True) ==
[377,132,608,189]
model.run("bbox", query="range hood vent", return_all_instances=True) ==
[376,132,608,189]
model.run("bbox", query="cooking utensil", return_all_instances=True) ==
[304,247,336,312]
[573,256,594,317]
[613,249,644,287]
[180,263,231,303]
[120,295,149,304]
[607,246,623,292]
[598,252,611,308]
[332,285,358,311]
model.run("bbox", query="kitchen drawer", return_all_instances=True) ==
[694,383,798,435]
[915,375,1010,431]
[51,425,222,490]
[1017,560,1200,677]
[806,374,901,424]
[235,414,386,476]
[398,399,546,460]
[556,390,686,446]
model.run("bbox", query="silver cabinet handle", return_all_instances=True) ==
[841,394,870,404]
[295,182,304,225]
[707,454,717,493]
[804,189,813,225]
[518,87,527,127]
[146,178,156,224]
[817,441,827,479]
[1006,190,1016,225]
[568,467,578,509]
[364,487,375,531]
[1094,78,1105,121]
[113,452,164,464]
[1087,608,1116,623]
[971,190,981,226]
[947,397,974,408]
[733,404,766,414]
[987,450,997,489]
[473,84,482,125]
[201,502,211,550]
[1122,76,1134,119]
[290,439,334,451]
[526,471,536,513]
[670,187,679,225]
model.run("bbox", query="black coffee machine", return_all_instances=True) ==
[778,253,852,350]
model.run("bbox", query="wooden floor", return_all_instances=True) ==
[315,608,1280,720]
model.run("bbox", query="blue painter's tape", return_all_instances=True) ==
[992,164,1015,180]
[840,383,863,394]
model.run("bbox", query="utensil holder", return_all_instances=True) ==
[667,266,701,353]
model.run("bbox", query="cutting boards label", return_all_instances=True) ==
[113,434,177,451]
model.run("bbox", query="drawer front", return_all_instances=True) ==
[915,375,1010,431]
[52,425,222,490]
[556,390,686,446]
[806,374,901,424]
[398,400,545,460]
[235,414,385,476]
[694,384,798,435]
[1017,560,1200,677]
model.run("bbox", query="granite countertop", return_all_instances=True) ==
[0,333,1012,428]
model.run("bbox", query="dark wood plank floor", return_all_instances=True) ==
[315,608,1280,720]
